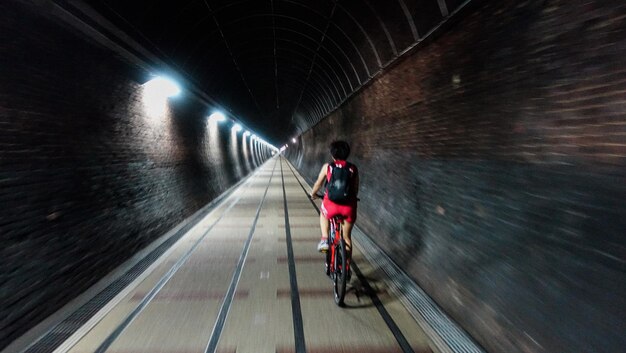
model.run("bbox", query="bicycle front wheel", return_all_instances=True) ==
[333,238,347,306]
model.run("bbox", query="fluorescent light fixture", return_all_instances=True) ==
[142,76,181,118]
[292,138,297,143]
[208,112,226,123]
[143,76,181,98]
[232,123,242,133]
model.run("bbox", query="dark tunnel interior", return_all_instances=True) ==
[1,0,625,352]
[80,0,451,144]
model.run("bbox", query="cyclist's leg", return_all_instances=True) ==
[340,202,357,253]
[318,201,331,251]
[320,212,330,240]
[342,221,354,252]
[317,213,330,252]
[342,221,354,281]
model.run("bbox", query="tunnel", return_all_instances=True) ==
[1,0,625,352]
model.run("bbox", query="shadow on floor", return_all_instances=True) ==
[341,265,398,309]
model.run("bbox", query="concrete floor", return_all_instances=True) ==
[60,157,434,353]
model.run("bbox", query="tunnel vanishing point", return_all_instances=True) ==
[1,1,625,353]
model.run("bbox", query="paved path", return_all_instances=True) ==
[60,157,433,353]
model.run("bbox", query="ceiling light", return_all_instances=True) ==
[143,76,181,98]
[208,112,226,123]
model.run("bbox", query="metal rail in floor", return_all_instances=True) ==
[17,157,437,353]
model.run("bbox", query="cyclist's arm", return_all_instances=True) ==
[310,163,328,199]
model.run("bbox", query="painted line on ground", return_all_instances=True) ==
[203,159,278,353]
[129,290,250,302]
[280,157,307,353]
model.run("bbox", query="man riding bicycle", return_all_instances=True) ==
[310,141,359,255]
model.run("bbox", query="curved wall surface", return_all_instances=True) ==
[286,0,626,352]
[0,2,273,348]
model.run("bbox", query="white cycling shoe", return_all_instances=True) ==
[317,239,329,252]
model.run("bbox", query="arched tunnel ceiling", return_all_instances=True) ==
[88,0,460,144]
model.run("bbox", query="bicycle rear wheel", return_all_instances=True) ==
[333,238,347,306]
[325,248,331,277]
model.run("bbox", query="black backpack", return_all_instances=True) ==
[326,162,356,204]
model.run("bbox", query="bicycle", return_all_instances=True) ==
[314,193,351,306]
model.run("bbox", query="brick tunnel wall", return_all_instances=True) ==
[0,1,273,348]
[286,1,625,352]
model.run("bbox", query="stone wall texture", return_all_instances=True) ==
[286,0,626,352]
[0,1,273,348]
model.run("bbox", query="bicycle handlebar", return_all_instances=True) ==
[311,193,359,202]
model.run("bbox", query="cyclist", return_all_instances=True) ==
[310,140,359,254]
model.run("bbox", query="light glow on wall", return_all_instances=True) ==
[207,110,226,184]
[230,126,243,178]
[242,131,252,172]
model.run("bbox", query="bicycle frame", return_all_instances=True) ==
[314,192,354,306]
[327,217,341,272]
[325,215,350,306]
